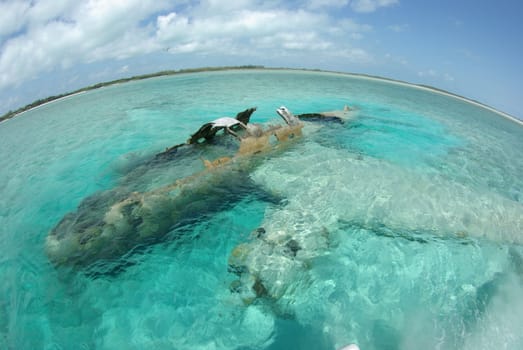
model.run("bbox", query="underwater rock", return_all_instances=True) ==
[228,243,251,276]
[227,211,331,304]
[226,138,523,309]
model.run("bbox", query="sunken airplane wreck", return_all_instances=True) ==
[46,106,352,268]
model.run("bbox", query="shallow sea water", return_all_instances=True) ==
[1,70,522,349]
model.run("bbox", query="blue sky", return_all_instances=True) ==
[0,0,522,119]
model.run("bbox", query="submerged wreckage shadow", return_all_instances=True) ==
[46,105,350,273]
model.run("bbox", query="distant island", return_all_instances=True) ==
[0,66,267,122]
[1,65,519,124]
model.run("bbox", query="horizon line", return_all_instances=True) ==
[1,65,521,126]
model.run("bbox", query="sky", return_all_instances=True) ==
[0,0,522,119]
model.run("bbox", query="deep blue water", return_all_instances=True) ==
[1,70,522,349]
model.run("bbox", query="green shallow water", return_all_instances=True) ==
[0,70,522,349]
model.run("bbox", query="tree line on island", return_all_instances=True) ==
[0,65,264,122]
[1,65,495,123]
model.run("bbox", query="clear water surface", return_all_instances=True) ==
[0,70,522,349]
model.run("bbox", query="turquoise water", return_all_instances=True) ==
[1,70,522,349]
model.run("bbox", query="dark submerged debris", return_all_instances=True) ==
[284,239,302,257]
[297,113,344,124]
[252,278,268,297]
[253,227,266,239]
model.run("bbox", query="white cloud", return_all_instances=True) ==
[156,13,189,42]
[193,0,255,14]
[274,32,333,51]
[0,0,169,89]
[443,73,454,81]
[0,0,30,38]
[418,69,437,77]
[388,24,409,32]
[418,69,454,82]
[26,0,78,26]
[118,65,130,74]
[306,0,397,12]
[385,53,408,65]
[338,19,373,33]
[350,0,399,13]
[157,8,341,57]
[306,0,350,9]
[339,47,373,62]
[0,0,385,93]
